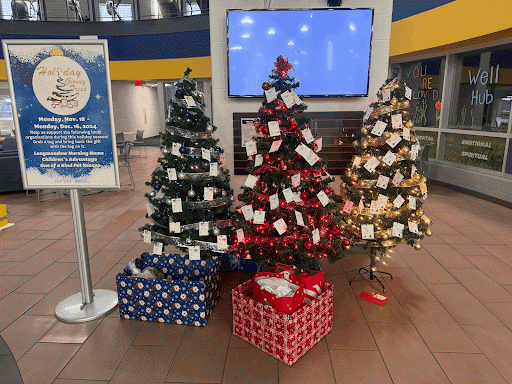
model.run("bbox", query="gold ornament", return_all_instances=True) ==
[346,169,352,177]
[352,140,359,148]
[383,131,391,140]
[425,228,433,236]
[344,245,351,251]
[421,176,428,183]
[413,242,422,250]
[403,100,410,108]
[413,173,421,181]
[352,174,359,181]
[346,218,353,225]
[416,208,424,216]
[391,97,398,106]
[360,141,368,149]
[385,202,393,209]
[401,146,410,155]
[361,127,369,135]
[422,216,431,225]
[381,233,389,240]
[402,110,408,118]
[405,120,414,128]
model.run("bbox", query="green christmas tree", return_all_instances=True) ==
[47,76,78,102]
[232,56,350,273]
[140,68,233,259]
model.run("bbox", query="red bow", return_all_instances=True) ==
[273,55,293,75]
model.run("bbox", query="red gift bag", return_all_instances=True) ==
[252,272,305,314]
[298,271,325,303]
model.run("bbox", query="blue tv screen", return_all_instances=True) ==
[227,8,374,98]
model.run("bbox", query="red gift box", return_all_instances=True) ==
[232,279,333,366]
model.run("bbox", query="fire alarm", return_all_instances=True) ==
[135,80,143,86]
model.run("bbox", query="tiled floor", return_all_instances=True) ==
[1,146,512,383]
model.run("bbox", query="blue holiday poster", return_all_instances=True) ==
[3,41,119,189]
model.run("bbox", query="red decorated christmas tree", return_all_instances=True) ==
[231,56,350,273]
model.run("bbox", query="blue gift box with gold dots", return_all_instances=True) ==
[116,253,220,327]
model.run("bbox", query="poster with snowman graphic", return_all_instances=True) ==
[2,40,119,189]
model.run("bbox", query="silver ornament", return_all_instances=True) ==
[165,197,173,205]
[161,147,170,155]
[178,172,186,180]
[222,190,227,197]
[188,189,196,198]
[186,237,192,245]
[206,124,214,132]
[149,191,156,198]
[212,227,220,236]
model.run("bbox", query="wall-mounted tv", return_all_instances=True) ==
[227,8,374,98]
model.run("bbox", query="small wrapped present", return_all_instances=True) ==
[116,253,220,326]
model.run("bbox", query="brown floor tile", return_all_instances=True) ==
[448,268,512,303]
[377,249,409,268]
[481,244,512,266]
[53,379,109,384]
[485,303,512,331]
[70,250,126,279]
[222,347,278,384]
[394,242,430,255]
[4,249,68,276]
[0,293,44,331]
[454,227,505,245]
[166,319,231,383]
[83,215,117,231]
[329,350,393,384]
[29,216,70,231]
[58,317,143,381]
[423,243,475,269]
[450,243,491,256]
[369,322,450,384]
[462,325,512,382]
[132,321,186,347]
[39,319,101,344]
[0,239,57,262]
[466,255,512,285]
[17,342,80,384]
[438,234,475,244]
[434,352,507,384]
[59,239,111,263]
[358,295,411,324]
[426,283,502,325]
[15,262,77,294]
[102,239,139,252]
[46,239,76,251]
[0,261,20,275]
[326,300,377,350]
[36,221,75,240]
[384,267,437,302]
[400,254,458,284]
[0,315,57,360]
[324,273,357,302]
[493,234,512,244]
[0,275,31,299]
[109,345,177,384]
[93,263,126,291]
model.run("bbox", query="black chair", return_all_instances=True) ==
[417,143,432,181]
[118,142,135,189]
[11,0,29,19]
[132,129,147,157]
[0,137,23,192]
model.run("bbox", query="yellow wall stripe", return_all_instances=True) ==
[0,56,211,81]
[390,0,512,58]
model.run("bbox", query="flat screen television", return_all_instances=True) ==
[227,8,374,98]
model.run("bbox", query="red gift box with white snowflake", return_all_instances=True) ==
[232,279,333,365]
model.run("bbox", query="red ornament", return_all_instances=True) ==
[342,238,351,246]
[333,227,343,235]
[296,109,304,114]
[253,119,261,127]
[263,153,271,163]
[300,192,309,200]
[305,241,314,250]
[279,163,286,170]
[262,82,270,90]
[295,153,302,159]
[263,221,269,229]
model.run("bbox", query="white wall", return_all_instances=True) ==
[111,81,164,138]
[209,0,393,195]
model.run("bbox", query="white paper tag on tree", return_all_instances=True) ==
[281,90,295,108]
[254,154,263,167]
[314,137,323,152]
[244,174,259,188]
[409,195,417,209]
[411,165,417,177]
[361,224,375,240]
[381,88,391,102]
[188,246,200,260]
[172,142,181,156]
[312,228,320,244]
[392,171,404,187]
[353,156,362,167]
[209,162,218,177]
[317,191,329,206]
[143,230,151,244]
[386,134,402,148]
[273,218,287,235]
[302,128,314,144]
[269,140,282,153]
[419,182,428,195]
[295,144,310,158]
[202,148,211,162]
[359,199,364,211]
[363,107,373,121]
[270,193,279,210]
[405,86,412,99]
[199,221,209,236]
[167,168,177,180]
[291,91,302,105]
[169,221,180,233]
[371,121,387,136]
[408,221,419,234]
[403,127,411,141]
[253,210,266,225]
[242,205,254,221]
[184,95,197,108]
[393,194,405,208]
[383,151,397,166]
[245,140,257,156]
[376,175,390,189]
[156,190,165,199]
[291,173,301,188]
[295,211,304,226]
[369,200,382,215]
[204,187,214,201]
[377,194,389,207]
[217,235,228,251]
[265,87,278,103]
[171,198,182,213]
[283,188,294,203]
[305,151,320,166]
[268,121,281,137]
[153,242,163,255]
[391,114,403,129]
[364,157,380,173]
[343,200,354,214]
[146,203,155,216]
[236,228,245,243]
[392,222,405,238]
[294,192,302,203]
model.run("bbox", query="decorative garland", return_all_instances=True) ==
[157,166,228,182]
[142,231,227,253]
[166,125,212,140]
[163,196,232,209]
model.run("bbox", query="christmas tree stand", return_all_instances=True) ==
[348,248,393,293]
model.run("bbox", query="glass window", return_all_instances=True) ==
[99,2,133,21]
[395,58,445,127]
[1,0,39,20]
[450,48,512,132]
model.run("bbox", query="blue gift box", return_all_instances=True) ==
[220,253,262,273]
[116,253,220,327]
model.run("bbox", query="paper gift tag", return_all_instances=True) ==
[393,194,405,208]
[184,95,196,108]
[204,187,214,201]
[295,144,310,158]
[302,128,314,144]
[268,121,281,137]
[343,200,354,214]
[405,86,412,100]
[295,210,304,226]
[146,203,155,216]
[386,134,402,148]
[392,171,404,187]
[408,221,419,234]
[381,88,391,102]
[269,140,282,153]
[217,235,228,251]
[361,224,375,240]
[364,156,380,173]
[419,181,428,195]
[291,91,302,105]
[281,90,295,108]
[244,174,259,188]
[143,230,151,244]
[403,127,411,141]
[359,199,364,211]
[199,221,209,236]
[317,191,330,206]
[371,121,387,136]
[156,190,165,199]
[172,142,181,156]
[423,193,428,200]
[153,242,163,255]
[383,151,397,166]
[273,218,287,235]
[283,188,294,203]
[242,205,254,221]
[265,87,278,103]
[254,154,263,167]
[411,143,420,157]
[245,140,257,156]
[305,151,320,166]
[202,148,211,162]
[377,195,389,211]
[392,222,405,238]
[209,162,218,177]
[188,246,200,260]
[270,193,279,210]
[171,198,183,213]
[253,210,266,225]
[167,168,177,181]
[376,175,390,189]
[352,156,362,167]
[236,228,245,243]
[369,200,382,215]
[363,107,373,121]
[291,173,301,188]
[314,137,323,152]
[169,221,180,234]
[411,165,417,177]
[391,114,403,129]
[312,228,320,244]
[293,192,303,203]
[408,195,417,209]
